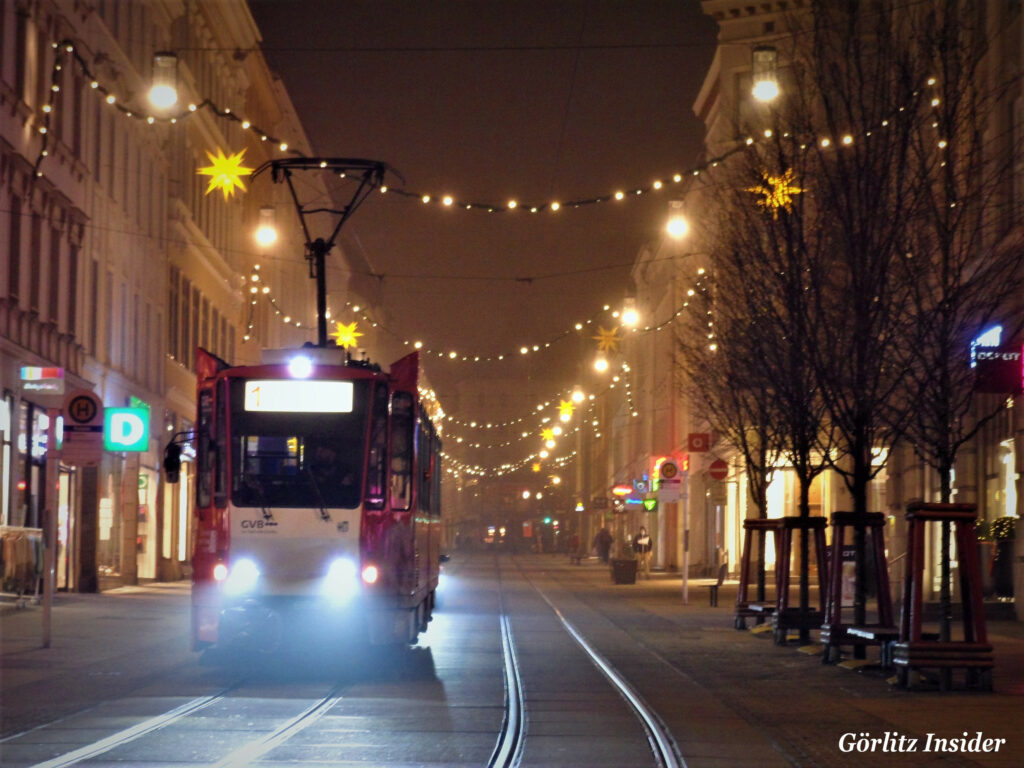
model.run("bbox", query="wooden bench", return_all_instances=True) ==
[706,563,728,606]
[892,641,994,690]
[847,626,899,667]
[845,627,941,668]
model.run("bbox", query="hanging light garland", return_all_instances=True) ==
[34,37,951,226]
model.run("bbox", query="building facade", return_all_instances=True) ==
[0,0,381,593]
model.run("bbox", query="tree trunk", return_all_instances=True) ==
[798,473,813,644]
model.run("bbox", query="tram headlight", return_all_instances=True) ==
[222,558,260,595]
[322,558,359,602]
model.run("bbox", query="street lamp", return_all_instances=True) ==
[621,297,639,328]
[148,52,178,109]
[255,206,278,247]
[751,45,780,102]
[666,200,689,239]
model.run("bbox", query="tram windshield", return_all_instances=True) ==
[229,378,371,509]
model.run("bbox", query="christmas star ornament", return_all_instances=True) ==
[331,321,363,348]
[198,147,253,199]
[593,326,621,353]
[748,168,802,218]
[558,400,575,419]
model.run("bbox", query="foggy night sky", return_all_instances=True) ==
[247,0,718,430]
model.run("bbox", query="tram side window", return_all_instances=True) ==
[365,384,388,510]
[431,436,442,518]
[197,389,213,508]
[389,393,414,511]
[416,417,431,514]
[213,380,227,507]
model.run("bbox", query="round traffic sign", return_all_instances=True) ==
[63,389,103,425]
[661,460,679,479]
[709,459,729,481]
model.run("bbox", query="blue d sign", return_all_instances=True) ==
[104,407,150,451]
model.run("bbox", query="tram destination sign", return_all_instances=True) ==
[244,380,354,412]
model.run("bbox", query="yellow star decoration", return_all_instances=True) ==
[593,326,621,353]
[330,321,363,348]
[748,168,802,218]
[558,400,575,419]
[532,463,542,472]
[541,428,556,442]
[198,148,254,199]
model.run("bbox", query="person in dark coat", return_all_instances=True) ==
[593,527,613,563]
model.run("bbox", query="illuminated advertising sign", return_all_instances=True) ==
[244,380,354,413]
[104,407,150,451]
[20,365,65,394]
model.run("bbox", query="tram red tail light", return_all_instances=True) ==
[361,564,379,585]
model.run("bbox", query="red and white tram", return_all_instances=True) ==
[164,346,443,652]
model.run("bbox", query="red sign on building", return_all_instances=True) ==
[688,432,711,452]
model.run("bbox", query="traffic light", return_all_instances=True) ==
[163,442,182,483]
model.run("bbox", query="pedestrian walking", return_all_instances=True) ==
[568,532,582,565]
[633,526,653,577]
[593,527,613,563]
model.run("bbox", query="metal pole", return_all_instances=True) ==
[682,501,689,605]
[312,238,329,347]
[43,407,59,647]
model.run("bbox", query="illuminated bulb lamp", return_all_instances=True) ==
[255,206,277,246]
[751,45,780,102]
[148,52,178,109]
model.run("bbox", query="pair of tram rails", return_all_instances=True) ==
[164,346,445,652]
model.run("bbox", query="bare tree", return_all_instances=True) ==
[675,238,785,606]
[895,1,1024,648]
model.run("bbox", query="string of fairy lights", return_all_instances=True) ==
[31,37,953,482]
[34,43,753,212]
[34,37,953,220]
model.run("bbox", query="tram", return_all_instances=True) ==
[164,346,443,652]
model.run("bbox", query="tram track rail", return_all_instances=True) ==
[27,684,239,768]
[487,613,526,768]
[507,556,686,768]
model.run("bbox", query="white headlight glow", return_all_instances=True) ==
[223,558,260,594]
[323,558,359,602]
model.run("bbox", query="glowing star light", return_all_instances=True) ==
[198,148,253,199]
[541,428,556,442]
[558,400,575,420]
[592,326,621,353]
[748,168,802,218]
[331,321,364,348]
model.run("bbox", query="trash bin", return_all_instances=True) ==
[611,558,637,584]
